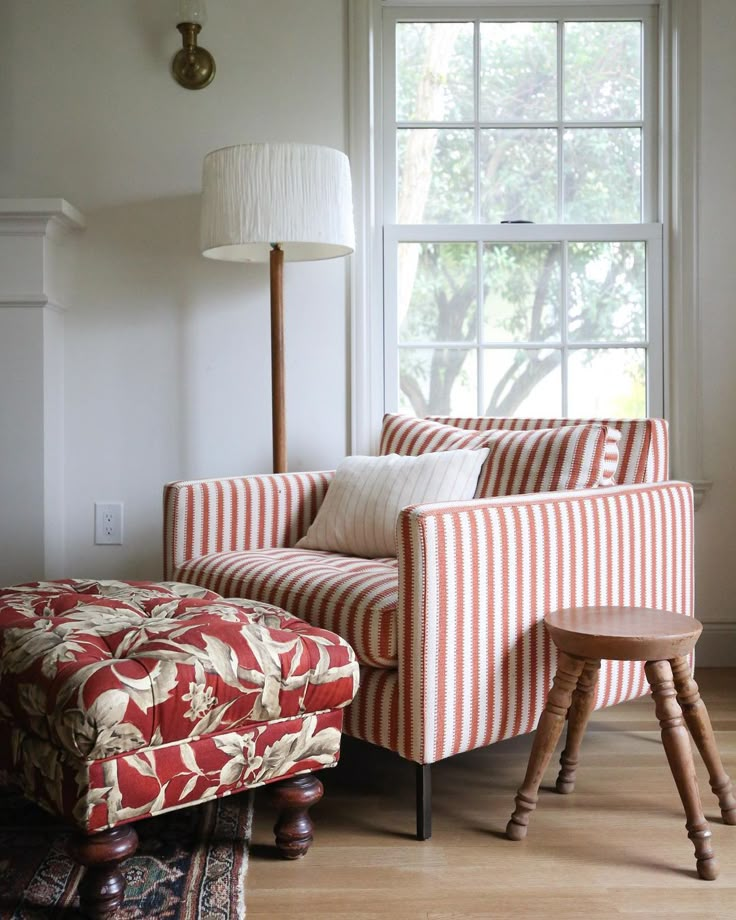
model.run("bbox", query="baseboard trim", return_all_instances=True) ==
[696,622,736,668]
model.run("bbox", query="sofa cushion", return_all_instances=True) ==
[379,413,617,496]
[431,415,667,484]
[296,449,488,558]
[0,579,358,760]
[380,413,483,456]
[474,424,617,496]
[175,549,400,669]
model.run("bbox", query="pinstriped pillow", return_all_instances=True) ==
[379,414,617,497]
[296,449,489,558]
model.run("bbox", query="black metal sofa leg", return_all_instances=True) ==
[416,763,432,840]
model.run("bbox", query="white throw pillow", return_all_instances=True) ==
[296,449,489,558]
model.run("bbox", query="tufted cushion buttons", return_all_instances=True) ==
[0,580,358,761]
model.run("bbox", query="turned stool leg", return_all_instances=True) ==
[269,773,323,859]
[71,825,138,919]
[506,652,585,841]
[646,659,718,880]
[671,655,736,825]
[556,658,601,794]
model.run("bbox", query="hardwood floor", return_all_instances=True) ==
[247,669,736,919]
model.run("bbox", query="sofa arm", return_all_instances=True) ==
[395,481,694,764]
[163,471,334,579]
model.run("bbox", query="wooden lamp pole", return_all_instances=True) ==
[270,244,287,474]
[201,144,354,478]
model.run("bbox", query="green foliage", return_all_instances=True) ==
[397,22,474,122]
[398,130,475,223]
[400,242,477,343]
[484,243,560,342]
[568,242,646,342]
[394,18,648,417]
[479,21,558,121]
[564,21,642,121]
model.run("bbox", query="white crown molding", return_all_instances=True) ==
[0,198,86,235]
[0,199,84,310]
[0,294,66,312]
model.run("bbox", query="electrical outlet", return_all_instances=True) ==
[95,502,124,545]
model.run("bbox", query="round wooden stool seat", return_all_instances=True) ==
[505,605,735,881]
[544,606,703,662]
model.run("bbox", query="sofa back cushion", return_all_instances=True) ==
[296,449,488,558]
[431,416,668,484]
[475,424,616,496]
[379,414,618,497]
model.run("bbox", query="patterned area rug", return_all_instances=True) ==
[0,787,253,919]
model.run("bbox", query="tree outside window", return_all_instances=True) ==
[386,14,657,419]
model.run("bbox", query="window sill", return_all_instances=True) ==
[690,480,712,511]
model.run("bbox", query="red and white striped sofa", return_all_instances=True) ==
[163,416,694,840]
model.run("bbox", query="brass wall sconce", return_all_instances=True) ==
[172,0,215,90]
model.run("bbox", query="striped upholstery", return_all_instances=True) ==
[473,425,610,497]
[343,667,400,753]
[173,548,399,669]
[599,428,621,485]
[380,414,485,455]
[163,471,334,579]
[395,481,693,763]
[379,414,620,493]
[163,419,692,770]
[433,416,668,485]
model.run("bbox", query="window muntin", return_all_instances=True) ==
[393,18,646,226]
[383,6,661,420]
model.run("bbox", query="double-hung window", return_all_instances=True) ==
[378,2,663,420]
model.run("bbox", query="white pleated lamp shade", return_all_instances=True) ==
[200,143,355,263]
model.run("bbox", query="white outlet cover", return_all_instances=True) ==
[94,501,124,545]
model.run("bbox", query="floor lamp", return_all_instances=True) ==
[200,143,355,473]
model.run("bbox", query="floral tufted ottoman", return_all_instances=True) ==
[0,579,358,918]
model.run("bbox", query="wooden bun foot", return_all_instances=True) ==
[270,773,323,859]
[722,806,736,826]
[505,816,529,841]
[696,856,719,881]
[72,825,138,918]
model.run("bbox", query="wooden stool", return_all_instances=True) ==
[506,607,736,880]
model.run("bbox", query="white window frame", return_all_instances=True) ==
[384,225,662,418]
[348,0,710,505]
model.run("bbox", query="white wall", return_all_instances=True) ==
[0,0,349,580]
[0,0,734,650]
[694,0,736,633]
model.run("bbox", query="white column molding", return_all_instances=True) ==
[665,1,711,508]
[348,0,384,456]
[0,198,85,311]
[0,198,85,584]
[0,197,85,234]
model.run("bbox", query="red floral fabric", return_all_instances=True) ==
[0,580,358,831]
